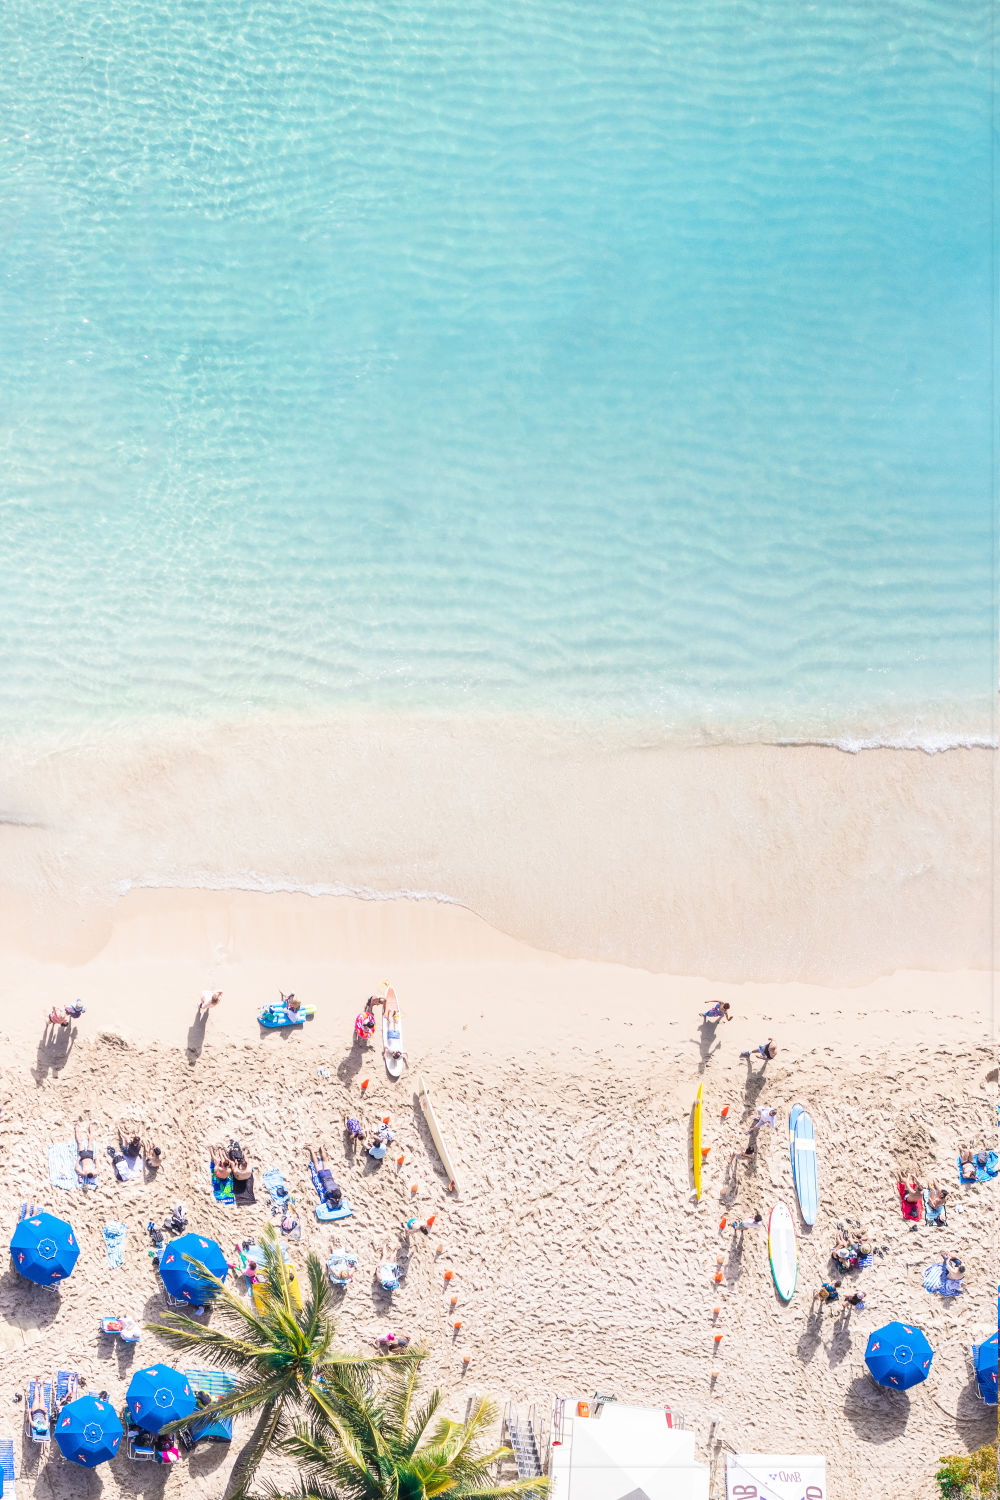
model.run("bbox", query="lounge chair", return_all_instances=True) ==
[25,1378,52,1444]
[326,1249,358,1287]
[125,1424,157,1461]
[55,1370,80,1414]
[0,1438,16,1499]
[184,1369,237,1443]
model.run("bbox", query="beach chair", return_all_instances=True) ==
[55,1369,80,1415]
[184,1369,237,1444]
[25,1378,52,1444]
[0,1438,16,1499]
[125,1423,157,1461]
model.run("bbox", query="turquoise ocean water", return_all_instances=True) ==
[0,0,994,746]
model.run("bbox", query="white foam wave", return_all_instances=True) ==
[117,871,462,905]
[773,733,996,755]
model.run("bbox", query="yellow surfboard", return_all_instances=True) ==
[693,1084,703,1200]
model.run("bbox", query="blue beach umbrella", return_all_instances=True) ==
[158,1232,228,1303]
[10,1211,80,1285]
[54,1396,124,1466]
[125,1366,197,1433]
[865,1321,934,1390]
[973,1331,998,1404]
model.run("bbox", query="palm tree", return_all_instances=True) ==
[146,1225,412,1498]
[252,1357,549,1500]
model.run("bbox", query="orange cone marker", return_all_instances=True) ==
[443,1269,454,1282]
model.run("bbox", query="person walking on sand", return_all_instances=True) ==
[740,1038,777,1062]
[701,1001,731,1023]
[198,990,222,1017]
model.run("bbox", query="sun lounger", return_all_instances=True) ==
[55,1370,80,1411]
[897,1182,922,1221]
[326,1249,358,1287]
[126,1426,157,1461]
[184,1369,236,1443]
[308,1161,353,1222]
[0,1438,16,1499]
[25,1378,52,1443]
[957,1151,999,1185]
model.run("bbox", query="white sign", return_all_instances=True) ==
[725,1454,827,1500]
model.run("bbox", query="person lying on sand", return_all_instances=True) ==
[211,1148,233,1182]
[923,1182,948,1224]
[308,1145,343,1209]
[74,1120,98,1180]
[902,1180,922,1205]
[701,1001,731,1022]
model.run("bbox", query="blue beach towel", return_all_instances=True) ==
[923,1262,963,1297]
[856,1252,875,1269]
[55,1371,79,1407]
[263,1167,290,1212]
[48,1141,90,1191]
[103,1221,128,1268]
[308,1161,353,1222]
[957,1151,999,1185]
[210,1164,236,1205]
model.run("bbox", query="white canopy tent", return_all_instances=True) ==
[550,1402,709,1500]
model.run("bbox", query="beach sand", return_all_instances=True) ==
[0,888,994,1499]
[0,717,993,984]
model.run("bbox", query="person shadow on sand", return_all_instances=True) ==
[34,1020,78,1082]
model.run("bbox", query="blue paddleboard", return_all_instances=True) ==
[789,1103,818,1226]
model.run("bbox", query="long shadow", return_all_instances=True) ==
[114,1452,170,1497]
[843,1375,911,1443]
[953,1379,1000,1431]
[185,1012,208,1064]
[187,1439,232,1479]
[33,1024,78,1083]
[828,1310,854,1367]
[697,1019,721,1075]
[337,1043,369,1087]
[0,1268,62,1341]
[797,1306,825,1365]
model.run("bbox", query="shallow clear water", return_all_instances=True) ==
[0,0,994,745]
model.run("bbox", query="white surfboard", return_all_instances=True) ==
[382,988,405,1078]
[789,1103,819,1226]
[768,1202,797,1302]
[417,1076,460,1193]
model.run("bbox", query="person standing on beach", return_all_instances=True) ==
[740,1038,777,1062]
[198,990,222,1017]
[748,1104,778,1133]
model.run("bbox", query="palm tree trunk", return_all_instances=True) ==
[225,1397,285,1500]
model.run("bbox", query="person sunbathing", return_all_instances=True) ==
[27,1378,50,1436]
[902,1180,922,1205]
[74,1120,98,1180]
[831,1237,857,1269]
[211,1148,234,1181]
[144,1141,165,1171]
[228,1140,252,1180]
[308,1145,343,1208]
[924,1182,948,1224]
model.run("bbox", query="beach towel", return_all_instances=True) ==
[233,1172,256,1206]
[308,1161,353,1222]
[113,1149,144,1184]
[856,1252,875,1269]
[922,1262,963,1297]
[55,1371,79,1407]
[922,1190,947,1224]
[103,1221,128,1268]
[957,1151,999,1185]
[0,1437,15,1499]
[209,1164,236,1205]
[263,1167,290,1212]
[897,1182,922,1221]
[48,1141,95,1192]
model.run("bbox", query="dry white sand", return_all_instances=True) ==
[0,889,995,1499]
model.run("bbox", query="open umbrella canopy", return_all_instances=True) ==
[158,1232,228,1303]
[54,1396,123,1466]
[973,1331,998,1404]
[865,1321,934,1389]
[126,1366,197,1433]
[10,1211,79,1285]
